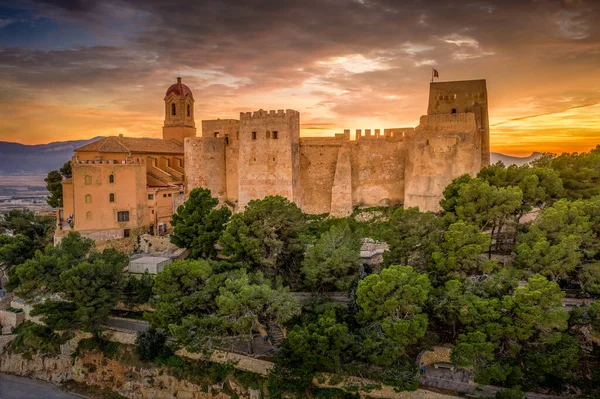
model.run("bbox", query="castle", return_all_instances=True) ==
[56,77,489,243]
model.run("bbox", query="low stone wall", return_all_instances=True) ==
[0,309,24,328]
[10,298,43,324]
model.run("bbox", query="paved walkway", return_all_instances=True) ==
[0,374,81,399]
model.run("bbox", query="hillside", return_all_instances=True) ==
[0,137,102,175]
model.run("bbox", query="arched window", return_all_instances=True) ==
[187,104,191,117]
[85,194,92,204]
[84,175,92,185]
[171,103,176,116]
[451,108,457,114]
[86,211,92,221]
[109,193,115,203]
[109,174,115,183]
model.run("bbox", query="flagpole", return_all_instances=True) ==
[431,68,433,83]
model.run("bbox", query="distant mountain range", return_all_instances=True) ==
[0,137,103,175]
[490,152,543,167]
[0,137,542,175]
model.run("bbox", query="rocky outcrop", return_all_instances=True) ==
[0,333,258,399]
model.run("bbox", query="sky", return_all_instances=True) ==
[0,0,599,156]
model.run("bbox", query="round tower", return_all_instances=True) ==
[163,77,196,143]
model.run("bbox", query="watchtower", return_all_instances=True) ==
[237,109,301,209]
[427,79,489,166]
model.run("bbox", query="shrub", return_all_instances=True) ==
[135,327,167,361]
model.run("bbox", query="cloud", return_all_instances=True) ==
[0,0,598,155]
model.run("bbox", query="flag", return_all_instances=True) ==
[433,69,439,78]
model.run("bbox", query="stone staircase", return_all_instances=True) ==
[267,322,284,346]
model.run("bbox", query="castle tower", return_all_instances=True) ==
[427,79,489,166]
[237,109,301,209]
[163,77,196,143]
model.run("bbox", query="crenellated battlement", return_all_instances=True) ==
[240,109,299,120]
[417,113,476,129]
[354,128,412,141]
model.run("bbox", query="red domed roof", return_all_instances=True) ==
[166,77,193,98]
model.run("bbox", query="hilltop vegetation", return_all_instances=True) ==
[5,146,600,398]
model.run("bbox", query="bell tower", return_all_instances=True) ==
[163,77,196,143]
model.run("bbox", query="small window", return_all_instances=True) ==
[152,210,155,214]
[171,103,176,116]
[117,211,129,222]
[225,135,230,145]
[252,132,257,140]
[148,194,154,200]
[85,194,92,204]
[124,229,130,238]
[266,131,271,139]
[109,174,115,183]
[163,194,167,198]
[451,108,457,114]
[273,131,278,139]
[454,94,457,99]
[187,104,191,117]
[272,157,275,161]
[168,193,172,197]
[86,211,92,221]
[109,193,115,203]
[84,175,92,185]
[214,132,220,137]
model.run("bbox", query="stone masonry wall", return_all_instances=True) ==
[350,135,407,208]
[298,138,341,215]
[237,109,300,209]
[404,113,481,212]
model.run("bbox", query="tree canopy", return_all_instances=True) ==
[170,187,232,259]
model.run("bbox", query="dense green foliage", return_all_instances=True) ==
[12,147,600,397]
[219,196,307,282]
[170,188,232,258]
[301,222,361,292]
[135,327,168,361]
[147,258,300,352]
[11,232,127,332]
[45,160,72,208]
[0,208,54,249]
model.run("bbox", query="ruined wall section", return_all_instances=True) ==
[427,79,489,166]
[202,119,240,203]
[404,113,481,212]
[351,129,409,208]
[299,137,343,215]
[238,109,300,209]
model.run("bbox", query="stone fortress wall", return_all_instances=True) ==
[185,80,489,214]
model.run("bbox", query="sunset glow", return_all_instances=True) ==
[0,0,599,156]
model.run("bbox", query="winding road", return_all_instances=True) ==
[0,374,81,399]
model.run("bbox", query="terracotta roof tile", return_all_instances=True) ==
[75,136,183,155]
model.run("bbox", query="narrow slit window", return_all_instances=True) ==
[252,132,257,140]
[171,103,176,116]
[109,193,115,203]
[187,104,191,117]
[85,194,92,204]
[272,131,278,139]
[109,174,115,183]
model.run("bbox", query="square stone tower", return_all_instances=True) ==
[427,79,489,166]
[237,109,300,209]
